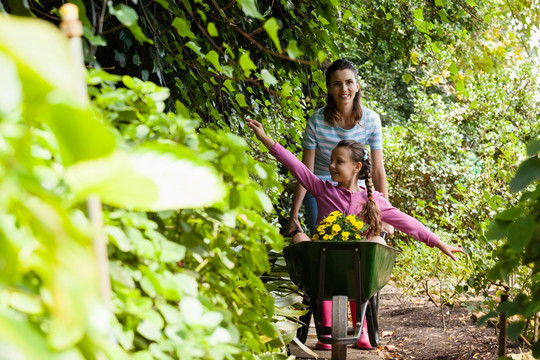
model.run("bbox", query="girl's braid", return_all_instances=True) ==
[336,140,382,236]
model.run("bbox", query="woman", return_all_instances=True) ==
[287,59,393,239]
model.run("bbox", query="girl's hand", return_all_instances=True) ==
[245,118,275,149]
[435,241,466,261]
[246,118,266,139]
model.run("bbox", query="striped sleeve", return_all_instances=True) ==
[363,109,383,150]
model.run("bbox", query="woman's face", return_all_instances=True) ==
[327,69,359,107]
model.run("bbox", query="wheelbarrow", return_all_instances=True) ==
[283,240,400,360]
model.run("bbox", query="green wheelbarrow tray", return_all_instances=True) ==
[283,240,400,302]
[283,240,400,358]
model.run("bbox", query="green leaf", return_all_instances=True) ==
[455,79,465,92]
[402,73,413,84]
[435,0,444,5]
[263,18,281,53]
[449,62,459,75]
[0,51,21,117]
[257,319,276,337]
[0,16,78,97]
[108,2,152,44]
[507,215,535,252]
[496,206,525,221]
[235,93,249,107]
[260,69,278,86]
[286,40,303,60]
[206,50,222,72]
[207,22,218,37]
[414,8,424,20]
[46,98,116,165]
[533,339,540,358]
[486,219,509,240]
[172,17,196,39]
[0,311,84,360]
[510,157,540,192]
[386,13,393,20]
[159,240,186,263]
[527,138,540,156]
[66,144,226,211]
[239,52,257,76]
[137,320,161,341]
[237,0,264,20]
[466,0,477,7]
[507,321,526,340]
[82,27,106,47]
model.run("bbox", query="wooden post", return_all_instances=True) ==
[534,312,539,342]
[498,293,508,358]
[59,4,113,316]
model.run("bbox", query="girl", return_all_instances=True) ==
[245,118,465,349]
[287,59,393,239]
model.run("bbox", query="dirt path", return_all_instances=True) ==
[378,284,527,360]
[288,284,529,360]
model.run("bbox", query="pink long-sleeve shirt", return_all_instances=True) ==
[269,142,440,247]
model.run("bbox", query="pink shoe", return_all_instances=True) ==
[315,340,332,350]
[315,301,332,350]
[350,301,374,350]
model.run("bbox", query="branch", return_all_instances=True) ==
[180,0,225,56]
[210,0,315,65]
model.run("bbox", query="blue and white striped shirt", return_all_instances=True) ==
[301,107,383,181]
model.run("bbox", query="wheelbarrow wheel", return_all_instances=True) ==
[331,295,348,360]
[366,292,380,347]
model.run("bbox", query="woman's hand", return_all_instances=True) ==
[286,216,303,236]
[435,241,466,261]
[245,118,275,149]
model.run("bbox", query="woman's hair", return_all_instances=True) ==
[324,59,363,127]
[335,139,382,236]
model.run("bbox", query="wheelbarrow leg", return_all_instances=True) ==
[331,295,348,360]
[366,293,380,347]
[296,294,311,343]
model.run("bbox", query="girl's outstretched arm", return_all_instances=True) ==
[246,118,275,149]
[434,241,466,261]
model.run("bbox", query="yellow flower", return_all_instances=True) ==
[346,215,356,224]
[313,233,319,240]
[328,235,334,240]
[332,224,341,234]
[323,234,330,240]
[325,216,337,224]
[330,211,341,216]
[342,231,350,240]
[356,234,361,239]
[353,220,364,231]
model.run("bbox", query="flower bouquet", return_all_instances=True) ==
[312,211,369,241]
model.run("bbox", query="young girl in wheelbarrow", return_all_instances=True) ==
[245,118,466,350]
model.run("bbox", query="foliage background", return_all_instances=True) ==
[1,0,539,358]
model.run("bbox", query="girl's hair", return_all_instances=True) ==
[324,59,363,127]
[335,139,382,236]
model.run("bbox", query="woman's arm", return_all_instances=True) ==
[371,148,393,236]
[287,148,315,234]
[370,149,388,199]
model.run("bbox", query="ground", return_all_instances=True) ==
[288,284,531,360]
[378,285,529,360]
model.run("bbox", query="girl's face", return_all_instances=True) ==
[329,147,361,185]
[327,69,359,106]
